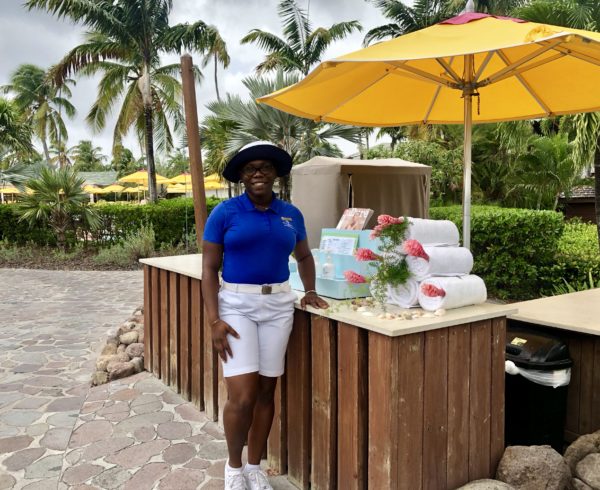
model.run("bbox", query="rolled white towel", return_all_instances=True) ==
[406,245,474,281]
[386,279,419,308]
[418,275,487,311]
[405,218,460,247]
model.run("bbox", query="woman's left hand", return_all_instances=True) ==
[301,291,329,309]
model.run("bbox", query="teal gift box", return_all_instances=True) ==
[288,229,381,299]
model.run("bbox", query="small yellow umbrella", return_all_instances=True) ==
[167,183,188,194]
[83,185,104,194]
[259,11,600,247]
[205,173,222,183]
[123,186,143,193]
[118,170,171,185]
[204,181,227,190]
[0,187,20,194]
[170,173,193,185]
[100,184,125,193]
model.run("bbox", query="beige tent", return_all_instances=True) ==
[291,156,431,248]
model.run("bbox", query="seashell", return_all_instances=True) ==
[422,312,435,318]
[361,311,374,317]
[357,306,368,312]
[385,313,395,320]
[434,308,447,316]
[377,313,386,319]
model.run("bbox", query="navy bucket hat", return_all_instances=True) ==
[223,141,293,183]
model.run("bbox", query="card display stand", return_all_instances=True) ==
[289,229,381,299]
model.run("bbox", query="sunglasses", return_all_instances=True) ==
[240,163,277,177]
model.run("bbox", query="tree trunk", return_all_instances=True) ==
[214,53,221,102]
[42,138,51,166]
[139,65,157,203]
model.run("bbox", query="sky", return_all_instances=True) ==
[0,0,392,162]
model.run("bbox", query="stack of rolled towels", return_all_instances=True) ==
[385,218,487,311]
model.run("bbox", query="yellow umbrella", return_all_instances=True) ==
[204,180,227,190]
[170,173,193,185]
[122,186,143,193]
[83,185,104,194]
[100,184,125,193]
[205,173,223,183]
[118,170,171,184]
[0,187,20,194]
[166,184,188,194]
[259,10,600,247]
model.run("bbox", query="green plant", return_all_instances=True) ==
[122,224,156,261]
[552,271,600,295]
[16,166,100,250]
[93,243,133,268]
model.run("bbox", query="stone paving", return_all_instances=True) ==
[0,269,296,490]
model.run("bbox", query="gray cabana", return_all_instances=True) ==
[291,156,431,248]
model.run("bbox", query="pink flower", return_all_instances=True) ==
[403,239,429,260]
[344,270,367,284]
[355,248,381,262]
[369,224,385,239]
[377,214,404,226]
[421,283,446,298]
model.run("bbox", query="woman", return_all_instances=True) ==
[202,141,328,490]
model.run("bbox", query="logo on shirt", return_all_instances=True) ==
[281,216,295,230]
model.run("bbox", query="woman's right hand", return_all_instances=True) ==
[211,319,240,362]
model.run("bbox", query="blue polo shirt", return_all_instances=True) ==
[203,192,307,284]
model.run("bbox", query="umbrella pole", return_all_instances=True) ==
[462,55,474,250]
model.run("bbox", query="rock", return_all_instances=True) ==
[106,352,129,372]
[119,331,138,345]
[96,356,111,371]
[138,331,145,344]
[457,479,516,490]
[108,362,136,381]
[91,371,108,386]
[131,357,144,374]
[565,430,600,473]
[576,453,600,489]
[117,344,127,354]
[134,323,144,332]
[573,478,594,490]
[126,343,144,359]
[128,314,143,324]
[101,344,117,356]
[496,445,571,490]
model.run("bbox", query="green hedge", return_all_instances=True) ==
[429,205,564,300]
[0,197,221,247]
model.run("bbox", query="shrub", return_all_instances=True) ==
[429,205,564,300]
[0,205,55,245]
[93,244,133,268]
[122,224,156,261]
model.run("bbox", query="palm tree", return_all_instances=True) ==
[17,166,99,250]
[48,140,72,168]
[1,64,75,164]
[516,0,600,244]
[201,71,362,200]
[27,0,220,203]
[0,97,33,155]
[69,140,106,171]
[241,0,362,75]
[202,30,230,102]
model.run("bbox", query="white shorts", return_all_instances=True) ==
[218,288,296,378]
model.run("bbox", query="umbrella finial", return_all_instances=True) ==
[463,0,475,13]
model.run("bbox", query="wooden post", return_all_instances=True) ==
[181,53,207,250]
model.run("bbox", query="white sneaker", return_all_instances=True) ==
[244,469,273,490]
[225,470,247,490]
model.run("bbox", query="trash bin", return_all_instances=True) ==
[505,321,572,452]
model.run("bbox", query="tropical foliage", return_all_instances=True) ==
[16,166,99,250]
[69,140,106,172]
[0,98,33,155]
[242,0,362,75]
[26,0,225,202]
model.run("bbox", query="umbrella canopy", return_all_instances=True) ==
[122,186,143,193]
[170,173,193,185]
[204,181,227,190]
[167,184,188,194]
[100,184,125,193]
[258,12,600,247]
[83,185,104,194]
[0,187,20,194]
[118,170,171,185]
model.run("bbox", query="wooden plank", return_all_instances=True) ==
[447,325,470,490]
[179,275,191,401]
[469,320,492,481]
[337,322,367,490]
[169,272,180,393]
[267,372,287,475]
[368,332,399,489]
[423,328,448,490]
[160,269,170,385]
[593,338,600,432]
[286,310,312,489]
[311,315,337,490]
[190,278,204,411]
[203,303,218,422]
[565,336,581,437]
[397,332,424,490]
[579,339,595,435]
[143,266,152,372]
[151,266,161,378]
[490,318,506,474]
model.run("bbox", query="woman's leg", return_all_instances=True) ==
[224,372,260,467]
[246,375,278,465]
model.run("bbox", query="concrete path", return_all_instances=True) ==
[0,269,295,490]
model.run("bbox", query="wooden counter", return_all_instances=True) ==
[509,289,600,442]
[141,255,517,489]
